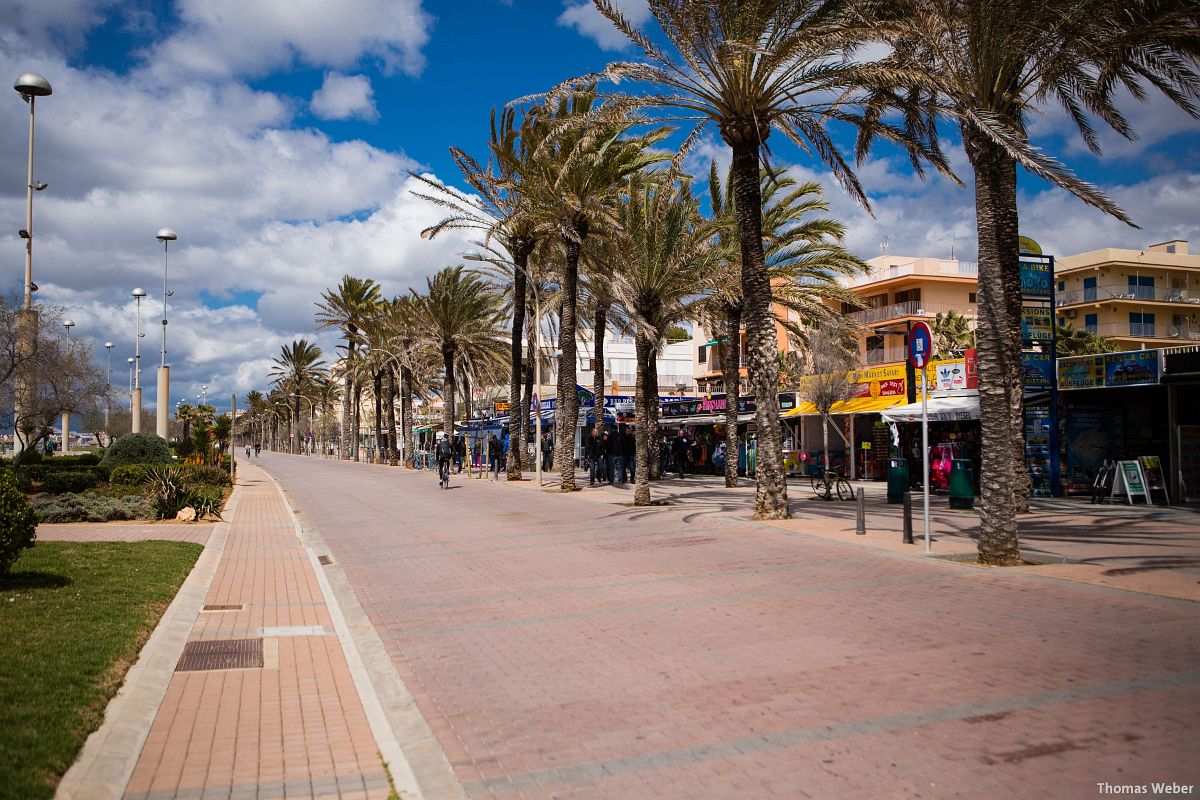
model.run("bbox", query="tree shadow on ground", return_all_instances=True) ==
[0,570,73,590]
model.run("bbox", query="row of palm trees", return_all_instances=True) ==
[245,0,1196,567]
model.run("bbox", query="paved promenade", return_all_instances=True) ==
[253,453,1199,799]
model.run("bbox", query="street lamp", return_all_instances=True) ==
[156,227,177,439]
[132,288,147,432]
[127,357,134,412]
[61,320,74,454]
[13,72,52,458]
[104,342,114,444]
[200,384,208,406]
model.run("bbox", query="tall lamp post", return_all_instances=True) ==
[127,357,135,412]
[104,342,114,444]
[155,227,177,439]
[13,72,52,458]
[61,319,74,453]
[132,288,147,432]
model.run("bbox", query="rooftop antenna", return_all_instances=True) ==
[879,235,891,256]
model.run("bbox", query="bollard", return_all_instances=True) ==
[855,487,866,535]
[902,491,914,544]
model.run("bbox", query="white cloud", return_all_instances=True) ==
[311,72,379,121]
[557,0,649,51]
[0,0,121,51]
[150,0,434,78]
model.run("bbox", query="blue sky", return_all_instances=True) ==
[2,0,1198,413]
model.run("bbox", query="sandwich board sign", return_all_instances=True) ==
[1112,460,1151,505]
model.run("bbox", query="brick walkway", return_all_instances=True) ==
[105,461,393,800]
[258,453,1200,799]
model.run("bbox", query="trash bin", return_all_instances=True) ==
[949,459,975,509]
[887,458,909,504]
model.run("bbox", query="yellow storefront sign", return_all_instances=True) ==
[788,359,966,417]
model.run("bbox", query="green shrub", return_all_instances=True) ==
[37,470,103,494]
[174,437,196,459]
[183,464,231,488]
[186,485,225,520]
[0,469,37,576]
[30,492,155,523]
[47,453,101,467]
[109,464,154,486]
[145,465,189,519]
[3,467,32,493]
[101,433,172,469]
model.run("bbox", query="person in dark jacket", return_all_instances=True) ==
[671,429,691,479]
[488,434,503,481]
[622,425,636,482]
[586,428,604,485]
[541,431,554,471]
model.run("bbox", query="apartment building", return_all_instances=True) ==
[840,255,979,363]
[575,330,696,396]
[1054,240,1200,348]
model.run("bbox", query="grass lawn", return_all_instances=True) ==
[0,540,202,799]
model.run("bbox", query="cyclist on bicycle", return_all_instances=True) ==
[435,431,453,488]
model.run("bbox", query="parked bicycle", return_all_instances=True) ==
[810,468,855,501]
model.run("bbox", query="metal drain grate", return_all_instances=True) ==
[317,555,332,565]
[202,604,243,611]
[176,638,264,672]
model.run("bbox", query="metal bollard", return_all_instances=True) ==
[902,491,914,544]
[855,487,866,535]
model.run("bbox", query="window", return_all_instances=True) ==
[968,292,978,304]
[894,288,921,304]
[698,345,707,364]
[1058,317,1065,327]
[1083,276,1097,302]
[1084,313,1098,334]
[1129,311,1155,337]
[1128,275,1155,300]
[866,294,887,309]
[1057,281,1065,292]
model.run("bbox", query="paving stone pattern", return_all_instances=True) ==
[260,454,1200,799]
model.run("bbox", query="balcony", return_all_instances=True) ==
[845,258,977,289]
[863,346,907,365]
[1057,283,1200,307]
[846,301,977,326]
[1088,322,1200,341]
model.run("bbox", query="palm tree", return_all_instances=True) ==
[586,0,946,518]
[242,390,267,449]
[412,267,507,441]
[933,310,976,358]
[269,339,326,454]
[415,106,551,479]
[613,176,722,505]
[518,88,668,490]
[315,276,383,460]
[700,162,867,488]
[868,0,1200,564]
[1055,323,1119,357]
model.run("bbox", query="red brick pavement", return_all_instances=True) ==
[257,453,1200,799]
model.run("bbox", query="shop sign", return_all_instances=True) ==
[1021,352,1054,390]
[1020,306,1053,341]
[1020,259,1053,298]
[934,359,969,392]
[1057,355,1105,390]
[493,401,511,413]
[1104,350,1159,387]
[843,364,908,399]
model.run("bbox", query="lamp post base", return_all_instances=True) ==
[156,365,170,439]
[132,388,143,433]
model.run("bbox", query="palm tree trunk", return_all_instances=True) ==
[723,305,741,488]
[400,364,414,468]
[340,340,354,460]
[442,347,456,445]
[965,127,1023,566]
[373,370,383,463]
[521,322,535,468]
[555,225,585,491]
[384,367,398,466]
[461,372,471,427]
[353,383,363,461]
[507,242,530,479]
[729,139,788,519]
[633,325,654,506]
[294,395,301,454]
[592,304,607,437]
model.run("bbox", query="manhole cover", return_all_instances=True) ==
[176,638,264,672]
[202,604,243,611]
[317,555,332,565]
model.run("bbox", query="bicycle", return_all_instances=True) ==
[437,457,450,489]
[810,469,855,501]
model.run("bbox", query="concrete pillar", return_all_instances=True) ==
[132,387,142,433]
[156,365,170,439]
[61,412,69,454]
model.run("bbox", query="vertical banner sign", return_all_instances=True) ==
[1019,260,1053,298]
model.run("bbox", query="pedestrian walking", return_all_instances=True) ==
[541,431,554,471]
[488,434,503,481]
[621,425,635,483]
[672,429,690,479]
[245,445,251,459]
[586,428,604,486]
[611,426,626,485]
[254,442,261,458]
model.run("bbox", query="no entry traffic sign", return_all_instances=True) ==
[908,321,933,368]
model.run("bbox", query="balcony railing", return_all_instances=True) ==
[1057,283,1200,306]
[1088,322,1200,341]
[846,301,977,326]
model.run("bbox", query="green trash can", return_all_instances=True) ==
[949,459,975,509]
[886,458,909,504]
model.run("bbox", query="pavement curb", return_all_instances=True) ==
[54,484,242,800]
[261,469,467,800]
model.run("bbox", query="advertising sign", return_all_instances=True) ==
[493,401,511,414]
[1021,351,1054,391]
[1104,350,1160,387]
[1057,355,1105,390]
[1020,259,1053,298]
[1021,306,1054,341]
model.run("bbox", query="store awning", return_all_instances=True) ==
[880,393,980,423]
[784,393,911,416]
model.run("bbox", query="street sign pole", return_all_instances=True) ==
[909,321,934,552]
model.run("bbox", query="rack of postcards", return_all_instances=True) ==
[1019,249,1059,496]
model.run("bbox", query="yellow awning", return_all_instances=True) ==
[789,394,910,416]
